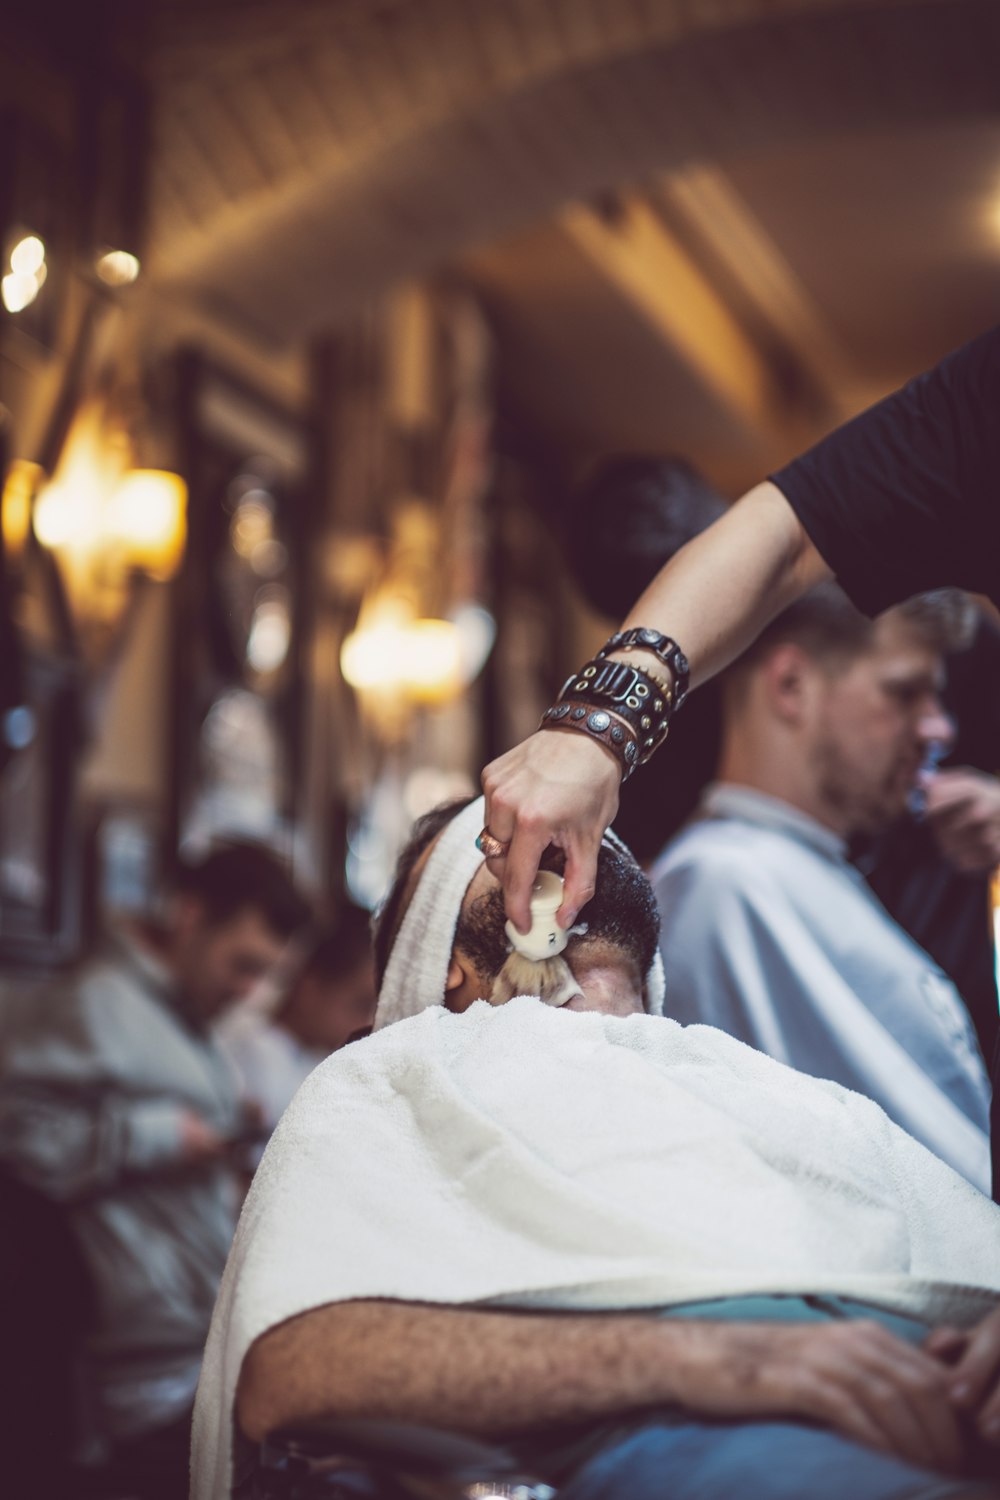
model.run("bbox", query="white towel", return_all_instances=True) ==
[373,795,665,1030]
[192,997,1000,1499]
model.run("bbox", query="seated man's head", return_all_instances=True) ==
[720,584,972,839]
[165,842,312,1019]
[372,797,661,1027]
[277,908,377,1052]
[566,455,727,618]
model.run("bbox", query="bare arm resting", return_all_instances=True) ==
[483,481,830,931]
[236,1297,973,1475]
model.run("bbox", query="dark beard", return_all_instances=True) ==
[455,844,661,989]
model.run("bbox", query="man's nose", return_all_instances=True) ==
[917,702,955,757]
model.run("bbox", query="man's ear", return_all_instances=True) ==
[761,643,817,726]
[445,950,489,1013]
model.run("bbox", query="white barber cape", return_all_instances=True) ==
[192,997,1000,1499]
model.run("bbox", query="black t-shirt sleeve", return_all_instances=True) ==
[770,325,1000,616]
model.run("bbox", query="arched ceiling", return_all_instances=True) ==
[142,0,1000,486]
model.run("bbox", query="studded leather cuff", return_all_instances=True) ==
[597,628,690,710]
[539,701,640,781]
[563,658,672,742]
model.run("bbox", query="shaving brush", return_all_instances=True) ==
[489,870,579,1007]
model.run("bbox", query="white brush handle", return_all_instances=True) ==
[504,870,568,960]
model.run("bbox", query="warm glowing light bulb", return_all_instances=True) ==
[401,618,462,702]
[247,597,292,672]
[1,460,43,558]
[10,234,45,276]
[341,619,408,692]
[107,469,187,578]
[2,271,39,313]
[95,249,141,287]
[33,483,97,548]
[340,612,463,703]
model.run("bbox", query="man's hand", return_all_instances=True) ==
[925,1305,1000,1450]
[481,730,620,933]
[672,1318,965,1475]
[924,768,1000,873]
[479,483,831,935]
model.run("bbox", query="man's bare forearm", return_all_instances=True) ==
[237,1299,687,1442]
[236,1298,968,1474]
[619,481,830,689]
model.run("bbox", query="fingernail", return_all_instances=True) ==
[561,910,578,930]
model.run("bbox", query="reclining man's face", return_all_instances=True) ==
[448,843,661,1017]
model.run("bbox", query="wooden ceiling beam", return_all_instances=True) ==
[560,194,785,441]
[656,166,862,417]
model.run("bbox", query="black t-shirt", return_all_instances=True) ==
[771,325,1000,616]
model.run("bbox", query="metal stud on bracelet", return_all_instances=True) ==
[597,629,690,710]
[539,700,640,781]
[558,659,672,743]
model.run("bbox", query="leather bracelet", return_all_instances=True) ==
[597,629,690,710]
[539,701,640,781]
[558,659,672,757]
[563,657,674,714]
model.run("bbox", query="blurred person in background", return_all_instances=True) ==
[216,905,376,1159]
[652,584,991,1192]
[861,611,1000,1071]
[0,840,310,1500]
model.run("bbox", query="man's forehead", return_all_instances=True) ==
[451,829,625,911]
[840,616,940,676]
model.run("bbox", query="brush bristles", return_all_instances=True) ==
[490,952,579,1007]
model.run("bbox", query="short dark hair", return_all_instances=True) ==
[301,905,374,982]
[371,797,476,989]
[565,456,727,618]
[175,840,310,939]
[732,582,975,679]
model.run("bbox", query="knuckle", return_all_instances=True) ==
[864,1375,898,1411]
[852,1320,889,1351]
[901,1363,944,1397]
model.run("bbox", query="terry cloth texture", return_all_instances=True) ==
[373,795,664,1030]
[191,998,1000,1499]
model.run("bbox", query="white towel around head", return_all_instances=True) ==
[373,794,664,1030]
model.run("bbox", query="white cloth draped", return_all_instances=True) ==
[191,997,1000,1500]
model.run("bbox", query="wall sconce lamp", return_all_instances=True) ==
[4,405,187,661]
[1,231,48,315]
[94,248,141,288]
[341,608,463,707]
[341,595,495,738]
[338,498,495,738]
[32,467,186,579]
